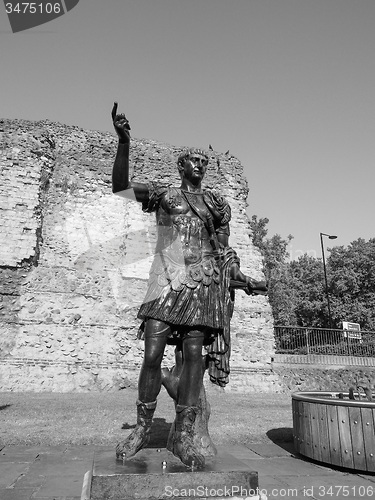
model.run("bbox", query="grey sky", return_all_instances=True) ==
[2,0,374,259]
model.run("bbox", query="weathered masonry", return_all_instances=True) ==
[0,118,276,392]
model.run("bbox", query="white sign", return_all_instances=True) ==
[343,321,361,339]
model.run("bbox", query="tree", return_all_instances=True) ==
[289,255,326,327]
[250,215,296,325]
[251,217,375,331]
[328,238,375,331]
[249,215,269,251]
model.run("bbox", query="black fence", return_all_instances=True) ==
[274,326,375,357]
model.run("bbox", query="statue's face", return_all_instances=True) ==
[180,154,208,183]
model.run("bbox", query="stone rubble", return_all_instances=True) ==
[0,118,277,392]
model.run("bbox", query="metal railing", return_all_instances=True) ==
[274,326,375,358]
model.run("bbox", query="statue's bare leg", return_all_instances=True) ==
[178,333,205,406]
[116,319,170,459]
[170,330,206,468]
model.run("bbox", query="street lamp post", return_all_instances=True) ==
[320,232,337,329]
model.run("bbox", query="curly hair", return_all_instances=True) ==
[177,148,209,171]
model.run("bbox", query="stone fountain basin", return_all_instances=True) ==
[292,391,375,472]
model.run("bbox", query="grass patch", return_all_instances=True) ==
[0,389,293,448]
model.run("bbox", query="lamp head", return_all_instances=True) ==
[320,232,338,240]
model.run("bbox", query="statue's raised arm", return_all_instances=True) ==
[111,102,149,203]
[112,101,131,145]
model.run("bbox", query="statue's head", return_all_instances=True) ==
[177,148,209,183]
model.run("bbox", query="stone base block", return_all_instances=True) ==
[88,447,259,500]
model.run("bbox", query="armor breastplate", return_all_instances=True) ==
[155,189,214,265]
[156,211,213,265]
[148,189,221,291]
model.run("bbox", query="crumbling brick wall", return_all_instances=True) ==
[0,118,276,392]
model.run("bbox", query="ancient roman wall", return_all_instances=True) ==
[0,118,278,392]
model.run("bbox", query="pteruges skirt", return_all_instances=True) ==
[137,253,226,332]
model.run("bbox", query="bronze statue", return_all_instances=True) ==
[111,103,266,468]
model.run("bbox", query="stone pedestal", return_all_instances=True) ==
[88,448,260,500]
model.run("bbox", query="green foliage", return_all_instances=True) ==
[249,215,269,250]
[289,255,326,327]
[250,215,296,325]
[329,238,375,330]
[250,217,375,331]
[249,216,293,269]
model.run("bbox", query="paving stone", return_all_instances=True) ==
[222,444,260,459]
[34,474,89,497]
[246,442,295,458]
[357,472,375,484]
[257,476,291,499]
[0,488,35,500]
[62,445,97,460]
[0,446,40,463]
[0,462,31,487]
[241,457,333,477]
[12,471,45,489]
[275,472,375,498]
[26,457,91,478]
[32,497,81,500]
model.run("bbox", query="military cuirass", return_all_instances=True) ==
[155,188,214,266]
[147,188,222,291]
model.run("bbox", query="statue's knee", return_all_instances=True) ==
[183,339,204,363]
[143,348,163,369]
[143,326,168,369]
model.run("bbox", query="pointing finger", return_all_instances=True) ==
[111,102,118,121]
